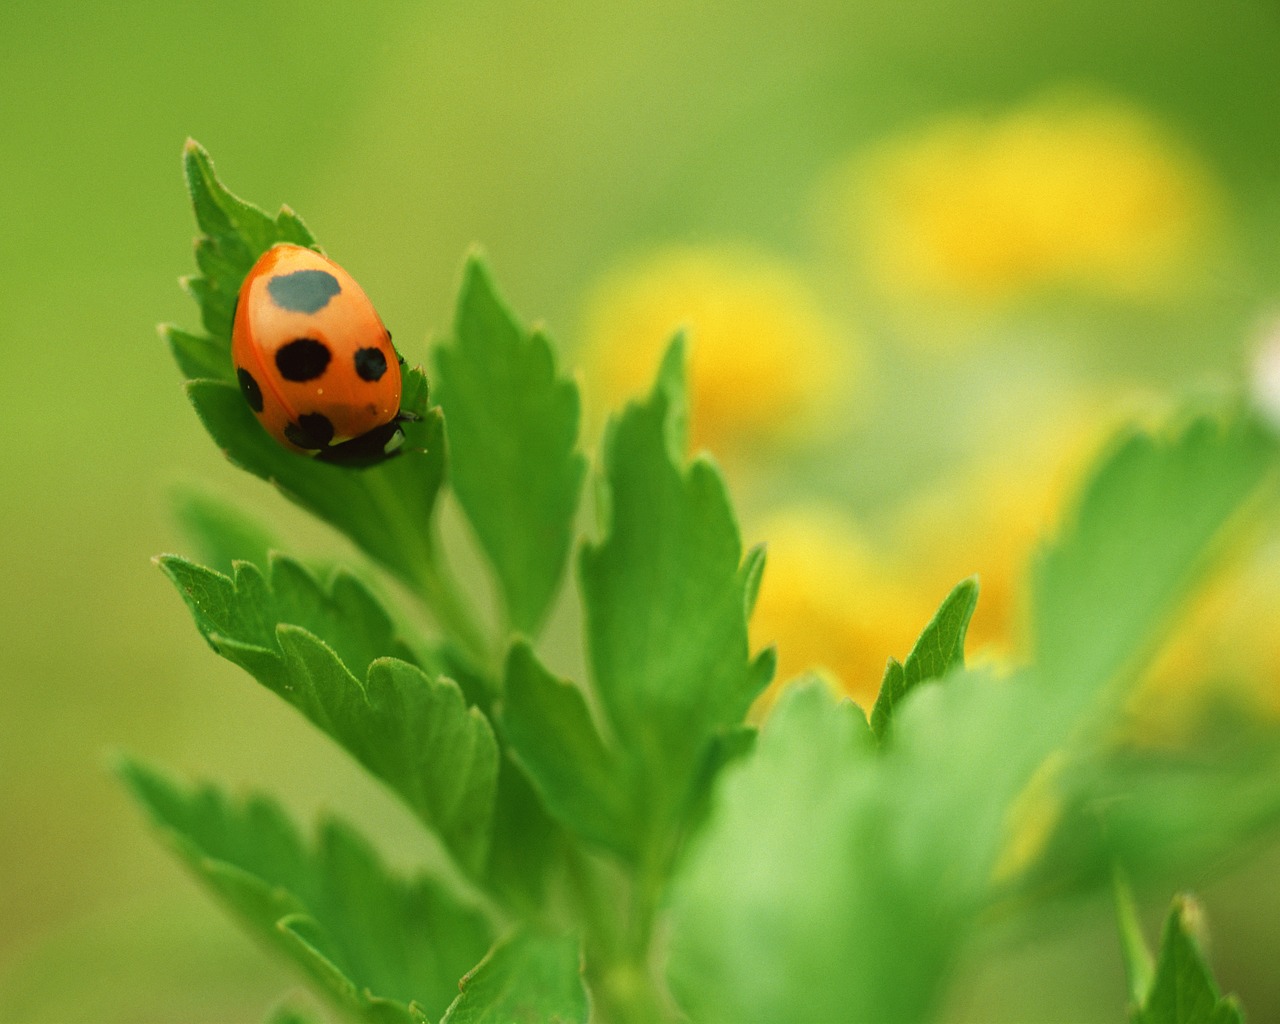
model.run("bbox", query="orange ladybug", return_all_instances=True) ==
[232,243,410,466]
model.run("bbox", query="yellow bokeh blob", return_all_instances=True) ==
[834,94,1218,306]
[582,247,853,458]
[896,400,1120,661]
[749,508,932,713]
[1129,542,1280,743]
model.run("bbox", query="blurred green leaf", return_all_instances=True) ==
[264,1002,328,1024]
[170,485,281,579]
[870,577,978,743]
[440,931,587,1024]
[158,553,497,875]
[264,998,330,1024]
[1033,412,1277,708]
[1015,720,1280,904]
[501,640,635,859]
[1131,896,1244,1024]
[669,681,878,1024]
[579,338,772,844]
[482,750,568,915]
[434,257,586,635]
[118,758,493,1024]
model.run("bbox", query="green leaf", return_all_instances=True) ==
[174,142,486,664]
[482,751,568,914]
[175,139,317,383]
[118,758,493,1024]
[1034,412,1276,707]
[1115,869,1157,1010]
[669,681,881,1024]
[870,577,978,743]
[1015,721,1280,905]
[440,931,587,1024]
[434,257,586,635]
[263,996,331,1024]
[501,641,635,858]
[1132,896,1244,1024]
[264,1001,329,1024]
[158,553,498,875]
[579,337,771,838]
[187,369,456,616]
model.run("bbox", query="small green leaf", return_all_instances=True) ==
[434,257,586,635]
[118,758,493,1024]
[178,139,317,382]
[501,641,635,858]
[1115,869,1157,1010]
[870,577,978,743]
[580,337,770,839]
[158,554,498,875]
[440,931,587,1024]
[1034,413,1276,706]
[1132,896,1244,1024]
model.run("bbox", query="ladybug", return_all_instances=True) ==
[232,243,412,466]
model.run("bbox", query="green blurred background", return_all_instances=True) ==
[2,2,1279,1021]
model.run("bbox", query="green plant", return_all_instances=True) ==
[122,140,1280,1023]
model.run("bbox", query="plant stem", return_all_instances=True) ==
[414,538,492,674]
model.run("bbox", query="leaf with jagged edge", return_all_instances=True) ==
[175,138,316,367]
[1131,895,1244,1024]
[870,577,978,743]
[170,141,458,629]
[579,338,773,844]
[118,758,493,1024]
[440,930,587,1024]
[157,552,498,876]
[434,257,586,636]
[501,640,636,859]
[671,409,1278,1024]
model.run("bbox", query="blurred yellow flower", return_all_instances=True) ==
[582,247,853,458]
[834,94,1218,306]
[749,508,930,713]
[896,400,1119,660]
[1130,542,1280,742]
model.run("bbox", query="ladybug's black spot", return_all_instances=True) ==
[236,367,264,413]
[286,412,336,449]
[354,347,388,382]
[275,338,331,381]
[267,269,341,313]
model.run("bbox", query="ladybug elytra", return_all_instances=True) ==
[232,244,410,466]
